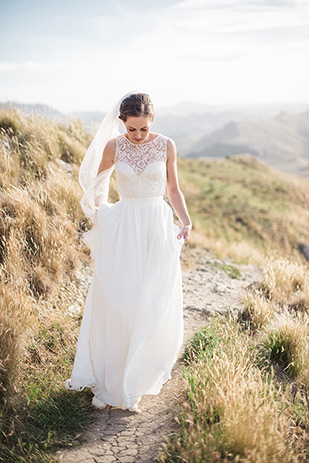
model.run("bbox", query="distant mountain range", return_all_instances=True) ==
[0,101,68,123]
[1,100,308,177]
[186,110,309,177]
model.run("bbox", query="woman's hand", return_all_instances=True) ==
[177,224,192,242]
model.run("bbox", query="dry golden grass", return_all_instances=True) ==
[160,244,309,462]
[261,252,309,312]
[0,108,96,398]
[240,252,309,328]
[239,253,309,389]
[241,292,277,330]
[159,318,308,463]
[1,180,79,295]
[0,285,34,395]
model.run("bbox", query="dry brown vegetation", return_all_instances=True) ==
[158,316,309,463]
[0,108,86,396]
[0,108,120,462]
[240,252,309,390]
[159,253,309,462]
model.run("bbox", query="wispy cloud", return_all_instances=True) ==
[0,61,72,72]
[0,0,308,111]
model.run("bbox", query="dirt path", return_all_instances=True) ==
[55,248,262,463]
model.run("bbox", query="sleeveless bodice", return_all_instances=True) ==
[115,133,168,198]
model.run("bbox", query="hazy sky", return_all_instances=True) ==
[0,0,308,112]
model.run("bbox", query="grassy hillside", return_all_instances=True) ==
[187,110,309,176]
[1,107,309,462]
[178,154,309,265]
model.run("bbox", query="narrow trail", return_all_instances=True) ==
[56,248,262,463]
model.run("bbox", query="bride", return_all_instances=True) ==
[65,91,192,413]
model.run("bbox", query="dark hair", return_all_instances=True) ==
[119,93,155,122]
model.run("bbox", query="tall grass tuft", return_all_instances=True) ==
[260,253,309,313]
[181,323,222,365]
[239,292,277,331]
[238,254,309,390]
[262,310,309,387]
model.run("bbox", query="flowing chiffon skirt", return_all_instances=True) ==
[65,194,184,410]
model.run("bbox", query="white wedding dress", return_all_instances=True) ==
[65,133,185,410]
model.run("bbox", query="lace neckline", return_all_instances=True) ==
[122,133,161,147]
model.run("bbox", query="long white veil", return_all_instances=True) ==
[78,89,141,255]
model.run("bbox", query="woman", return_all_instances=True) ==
[65,91,192,413]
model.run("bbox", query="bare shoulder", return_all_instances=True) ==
[105,137,117,151]
[97,137,118,173]
[103,137,117,160]
[166,137,177,161]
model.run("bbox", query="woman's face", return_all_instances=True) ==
[123,116,153,144]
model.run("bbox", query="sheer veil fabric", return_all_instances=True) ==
[79,91,138,231]
[65,91,185,411]
[79,90,139,255]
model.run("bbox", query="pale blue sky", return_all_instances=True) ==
[0,0,308,112]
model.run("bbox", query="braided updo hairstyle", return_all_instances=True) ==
[119,93,155,122]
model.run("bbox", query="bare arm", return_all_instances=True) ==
[166,138,192,242]
[97,139,116,175]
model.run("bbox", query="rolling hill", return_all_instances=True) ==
[185,110,309,177]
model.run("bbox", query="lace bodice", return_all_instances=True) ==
[115,133,168,198]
